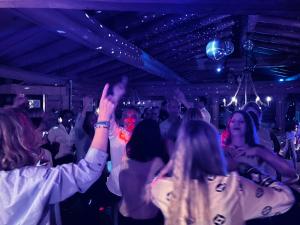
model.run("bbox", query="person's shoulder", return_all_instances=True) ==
[48,125,61,133]
[151,177,173,196]
[201,107,209,113]
[1,166,49,181]
[152,157,165,167]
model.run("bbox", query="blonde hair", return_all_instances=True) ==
[166,120,227,225]
[0,108,39,170]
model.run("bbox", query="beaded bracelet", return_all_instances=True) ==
[94,121,110,129]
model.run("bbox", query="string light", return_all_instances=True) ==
[255,96,260,103]
[266,96,272,106]
[231,96,238,105]
[222,98,226,106]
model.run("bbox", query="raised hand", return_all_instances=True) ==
[98,84,116,121]
[112,76,128,104]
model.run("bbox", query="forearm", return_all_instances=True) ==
[49,149,107,204]
[91,127,109,152]
[262,149,296,177]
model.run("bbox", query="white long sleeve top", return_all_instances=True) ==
[0,148,107,225]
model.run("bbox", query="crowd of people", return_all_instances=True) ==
[1,79,300,225]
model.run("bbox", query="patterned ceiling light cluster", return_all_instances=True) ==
[224,39,271,107]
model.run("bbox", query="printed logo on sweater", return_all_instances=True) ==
[213,214,226,225]
[166,192,173,201]
[272,186,282,192]
[185,216,195,224]
[274,212,281,216]
[216,183,226,192]
[261,177,274,187]
[255,187,264,198]
[250,172,262,184]
[207,175,216,181]
[262,206,272,216]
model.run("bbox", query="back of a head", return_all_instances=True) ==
[176,120,227,180]
[183,107,203,122]
[242,101,262,121]
[285,122,297,133]
[198,96,207,105]
[167,120,227,225]
[166,98,180,116]
[0,108,37,171]
[59,109,74,119]
[126,119,166,162]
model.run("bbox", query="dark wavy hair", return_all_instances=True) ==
[222,110,259,147]
[126,119,167,162]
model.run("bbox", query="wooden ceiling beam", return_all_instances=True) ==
[14,9,187,83]
[138,15,232,49]
[0,26,41,56]
[11,38,79,67]
[54,54,113,77]
[1,1,300,14]
[34,48,96,73]
[0,64,64,85]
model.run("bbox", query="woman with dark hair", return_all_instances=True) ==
[222,110,258,148]
[151,120,295,225]
[222,111,296,180]
[118,119,166,225]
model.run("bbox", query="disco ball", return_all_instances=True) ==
[206,39,226,61]
[206,39,234,61]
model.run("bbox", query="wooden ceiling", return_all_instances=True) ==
[0,0,300,94]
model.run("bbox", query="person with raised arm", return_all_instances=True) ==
[106,77,142,197]
[0,82,123,225]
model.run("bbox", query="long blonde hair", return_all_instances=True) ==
[166,120,227,225]
[0,108,39,171]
